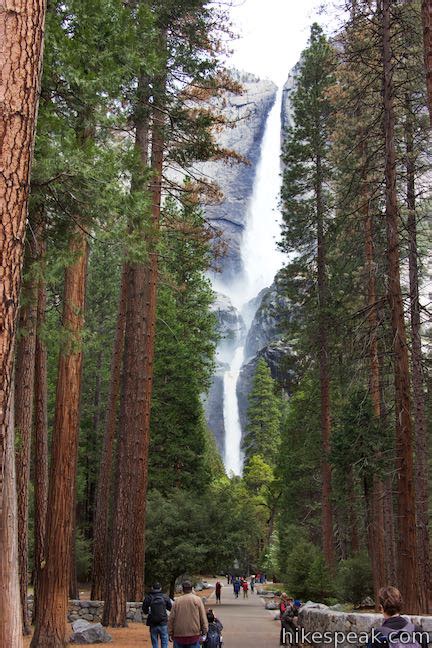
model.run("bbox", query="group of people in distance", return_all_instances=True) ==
[142,579,427,648]
[278,594,301,646]
[230,576,254,599]
[143,580,223,648]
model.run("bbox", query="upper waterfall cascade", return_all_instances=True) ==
[216,87,285,475]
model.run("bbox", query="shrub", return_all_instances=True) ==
[305,554,336,601]
[337,551,372,604]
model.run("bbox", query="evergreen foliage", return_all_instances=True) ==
[243,359,282,467]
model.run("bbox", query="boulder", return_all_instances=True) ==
[265,601,278,610]
[70,620,112,644]
[360,596,375,608]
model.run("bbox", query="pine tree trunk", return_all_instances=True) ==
[69,496,78,600]
[363,193,386,607]
[0,384,23,647]
[103,72,152,624]
[316,154,334,570]
[383,476,396,584]
[103,262,147,625]
[15,261,38,634]
[405,96,431,612]
[31,229,89,647]
[347,469,359,555]
[91,269,127,601]
[381,0,420,613]
[128,85,166,603]
[33,247,49,622]
[422,0,432,125]
[0,2,46,639]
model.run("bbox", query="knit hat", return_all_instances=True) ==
[294,599,301,607]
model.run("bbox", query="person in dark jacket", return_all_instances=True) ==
[142,582,173,648]
[368,587,428,648]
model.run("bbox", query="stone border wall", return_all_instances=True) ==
[299,603,432,648]
[27,598,146,624]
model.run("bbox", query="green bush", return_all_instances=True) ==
[306,554,335,601]
[336,551,372,604]
[284,539,318,599]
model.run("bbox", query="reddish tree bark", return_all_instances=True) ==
[405,96,431,612]
[15,260,38,634]
[0,385,23,647]
[103,72,152,624]
[363,194,386,607]
[33,244,49,622]
[91,268,127,601]
[0,2,46,642]
[316,153,334,570]
[381,0,420,613]
[128,86,166,602]
[31,229,89,647]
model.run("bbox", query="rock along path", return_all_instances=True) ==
[206,584,280,648]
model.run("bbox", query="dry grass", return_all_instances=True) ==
[24,624,150,647]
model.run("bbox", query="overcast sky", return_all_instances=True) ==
[227,0,325,86]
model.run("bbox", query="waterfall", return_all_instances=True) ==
[220,87,284,476]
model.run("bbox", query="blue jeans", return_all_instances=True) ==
[174,641,200,648]
[150,623,169,648]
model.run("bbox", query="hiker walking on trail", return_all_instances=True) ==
[203,609,223,648]
[279,593,290,646]
[242,579,249,598]
[168,580,208,648]
[215,580,222,605]
[367,586,428,648]
[142,582,172,648]
[233,579,241,598]
[250,576,255,593]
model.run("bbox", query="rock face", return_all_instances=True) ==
[198,72,277,283]
[244,274,293,362]
[281,63,299,139]
[202,362,227,455]
[211,292,245,348]
[237,273,297,433]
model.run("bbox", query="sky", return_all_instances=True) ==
[227,0,325,86]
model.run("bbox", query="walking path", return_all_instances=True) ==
[208,583,280,648]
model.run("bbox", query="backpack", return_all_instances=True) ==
[377,622,421,648]
[204,622,221,648]
[149,593,167,625]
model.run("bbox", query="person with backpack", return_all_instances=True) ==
[168,580,208,648]
[203,609,223,648]
[367,587,428,648]
[142,582,173,648]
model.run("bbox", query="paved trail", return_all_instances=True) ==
[207,584,280,648]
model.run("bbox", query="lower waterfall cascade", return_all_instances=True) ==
[218,86,285,476]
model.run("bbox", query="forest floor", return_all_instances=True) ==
[23,624,151,646]
[23,586,212,646]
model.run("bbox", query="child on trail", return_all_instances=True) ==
[242,580,249,598]
[203,609,223,648]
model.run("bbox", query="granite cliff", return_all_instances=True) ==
[198,72,277,284]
